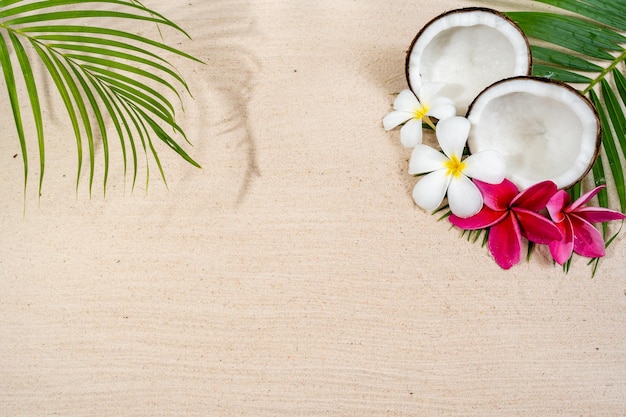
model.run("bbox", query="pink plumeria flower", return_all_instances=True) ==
[382,84,456,147]
[546,185,626,265]
[409,116,506,218]
[449,179,562,270]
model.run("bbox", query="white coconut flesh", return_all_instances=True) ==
[467,78,600,190]
[407,9,531,114]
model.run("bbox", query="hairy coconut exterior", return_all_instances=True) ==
[466,76,602,189]
[405,7,532,96]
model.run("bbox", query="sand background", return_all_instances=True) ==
[1,1,625,415]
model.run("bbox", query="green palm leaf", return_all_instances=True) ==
[9,31,44,198]
[0,31,28,196]
[0,0,200,197]
[507,0,626,269]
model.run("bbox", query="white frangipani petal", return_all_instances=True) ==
[463,150,506,184]
[426,97,456,121]
[408,144,449,175]
[382,110,413,131]
[412,169,450,212]
[447,175,484,218]
[393,89,420,111]
[400,119,423,147]
[436,116,471,159]
[417,82,445,102]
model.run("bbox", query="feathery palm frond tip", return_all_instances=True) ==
[0,0,202,197]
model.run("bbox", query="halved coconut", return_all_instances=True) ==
[406,7,531,115]
[466,76,601,190]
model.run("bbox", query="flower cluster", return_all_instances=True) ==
[450,180,625,269]
[383,86,625,270]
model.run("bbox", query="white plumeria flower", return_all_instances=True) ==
[408,116,506,218]
[382,84,456,148]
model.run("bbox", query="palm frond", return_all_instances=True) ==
[0,0,201,197]
[0,31,28,196]
[506,0,626,268]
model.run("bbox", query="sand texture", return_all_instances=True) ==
[1,1,625,416]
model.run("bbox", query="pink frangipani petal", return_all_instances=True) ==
[488,213,522,270]
[514,207,562,244]
[546,190,569,222]
[473,178,518,211]
[549,218,575,265]
[568,185,605,212]
[449,205,507,230]
[570,216,605,258]
[569,215,606,258]
[572,207,626,224]
[511,180,557,211]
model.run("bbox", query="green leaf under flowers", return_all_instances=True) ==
[506,12,620,60]
[567,180,582,201]
[0,0,201,197]
[533,0,626,31]
[587,222,624,277]
[532,63,592,83]
[593,84,626,213]
[530,45,603,73]
[601,77,626,162]
[588,127,610,238]
[613,68,626,109]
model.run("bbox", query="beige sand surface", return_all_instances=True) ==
[1,1,625,416]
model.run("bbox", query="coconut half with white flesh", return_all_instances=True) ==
[467,76,601,190]
[406,7,531,115]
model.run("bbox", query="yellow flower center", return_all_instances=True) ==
[414,104,429,120]
[444,155,466,178]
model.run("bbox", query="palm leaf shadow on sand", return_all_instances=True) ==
[171,0,260,206]
[209,50,260,205]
